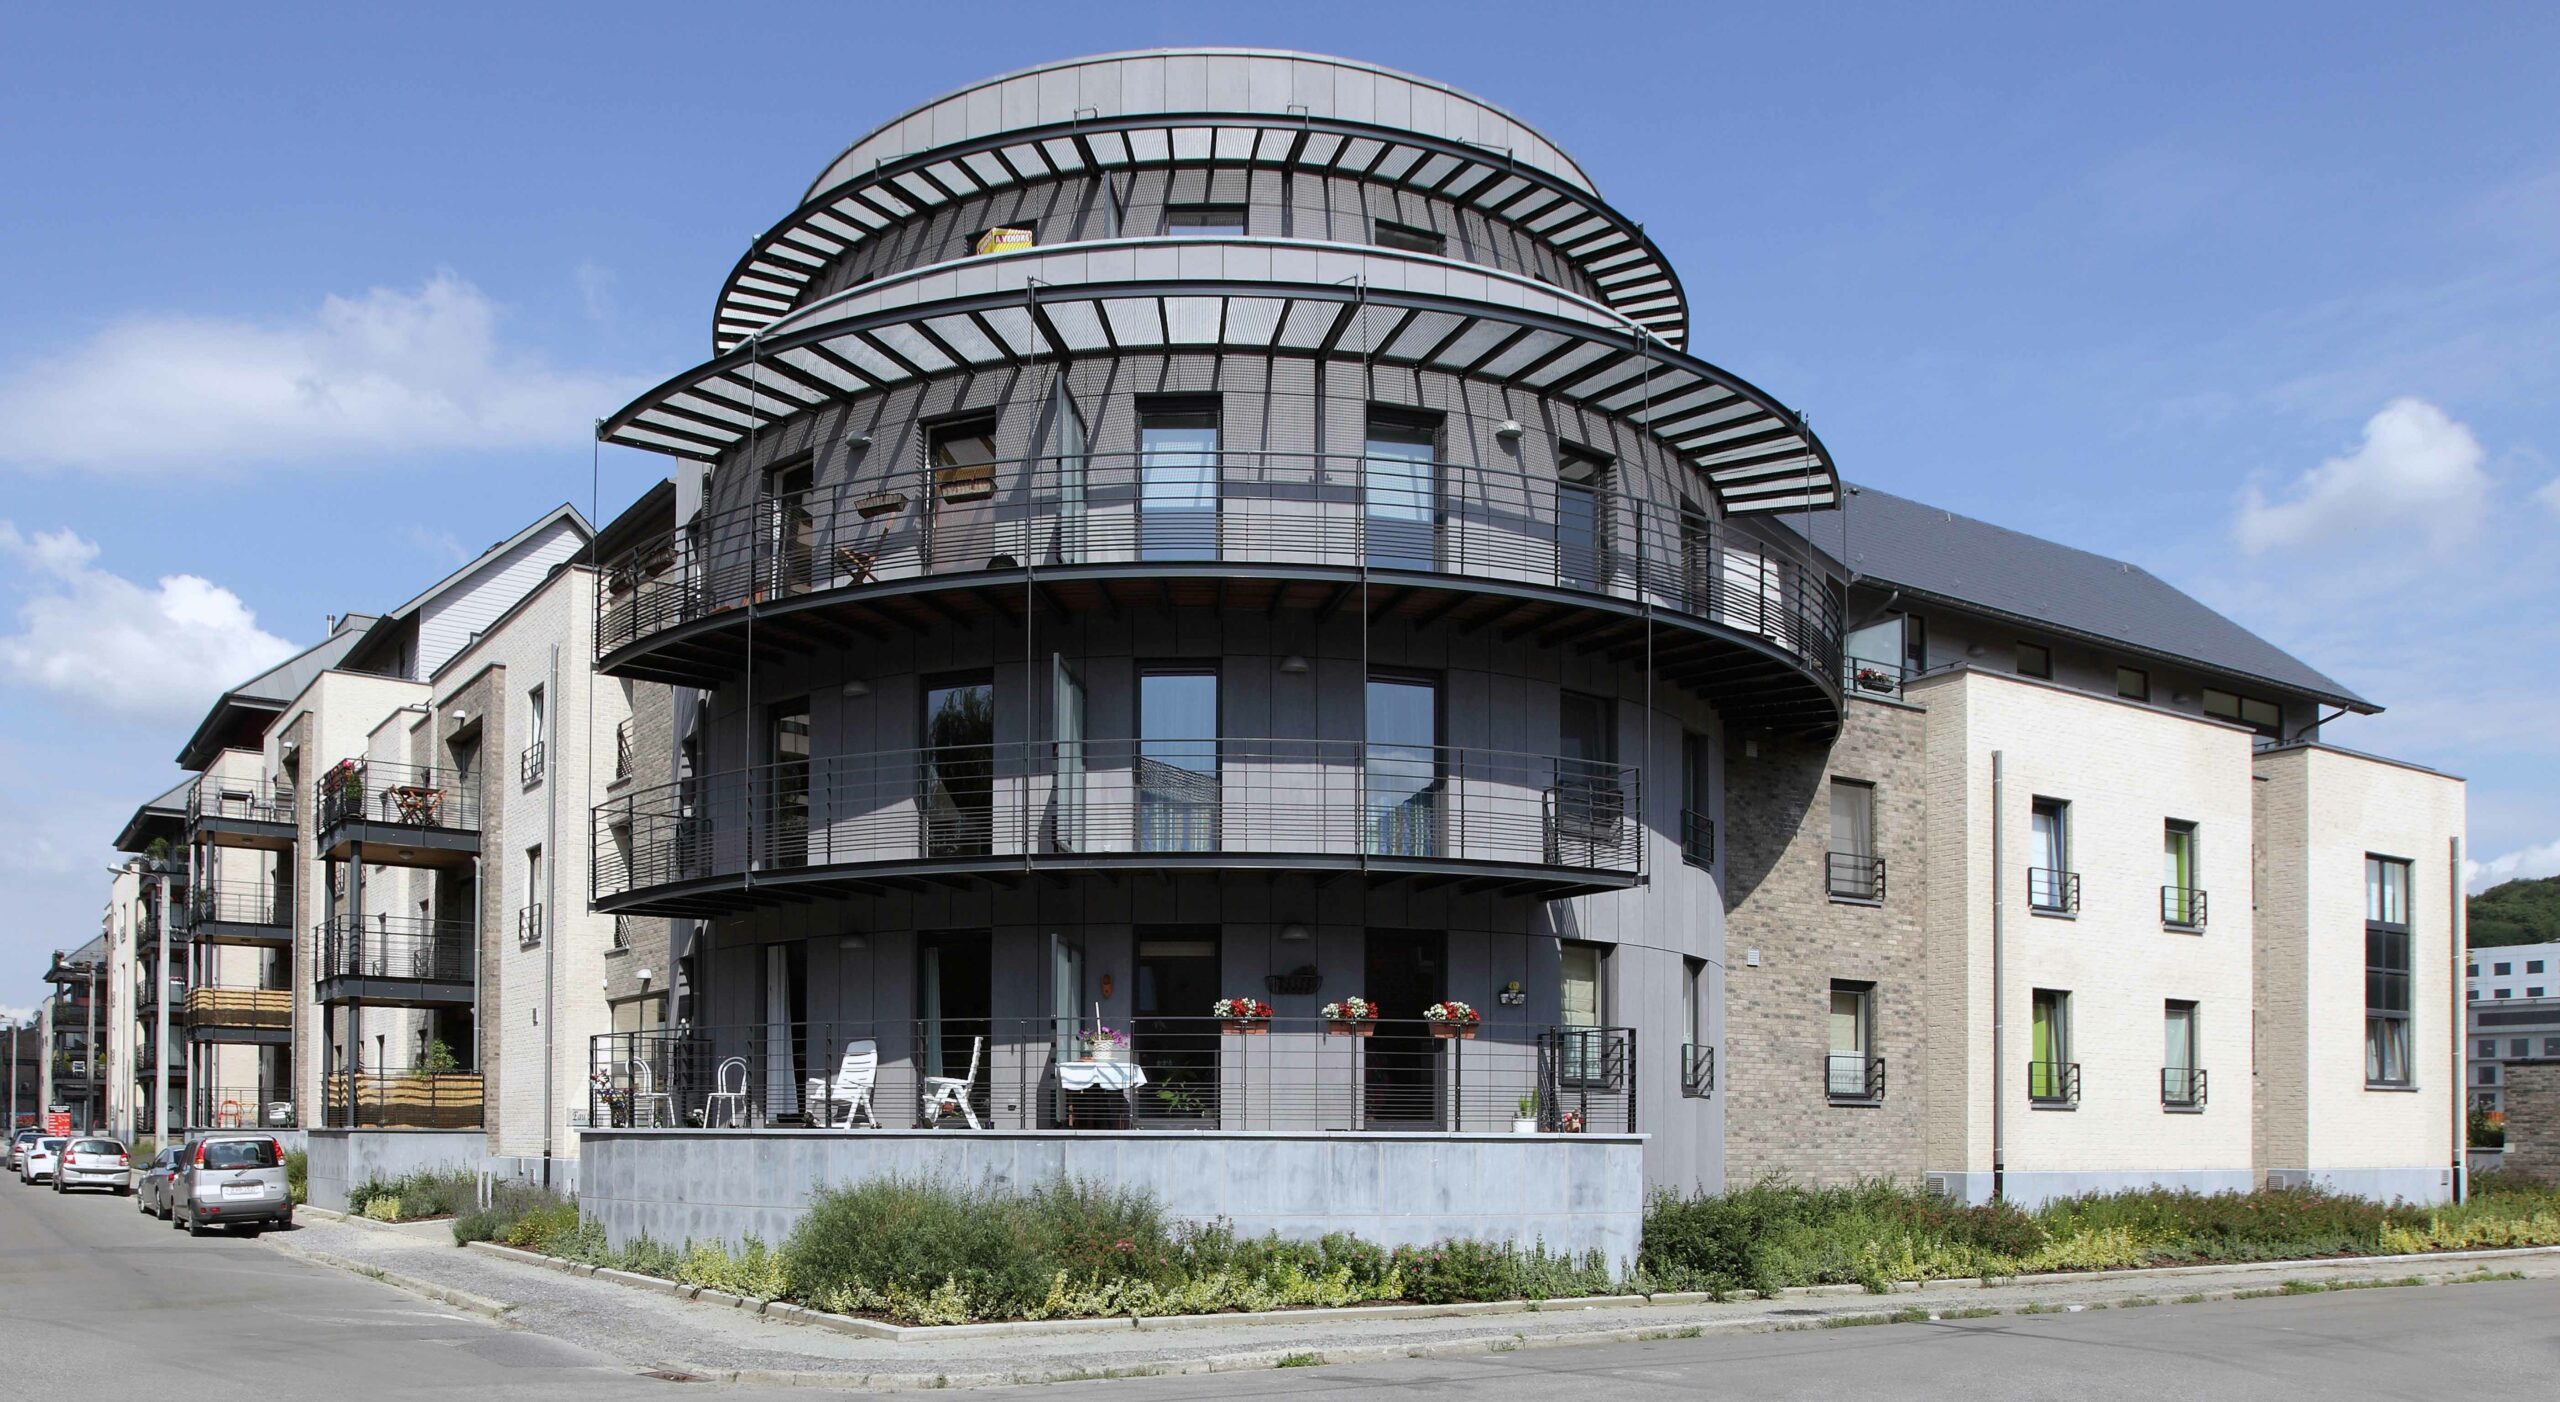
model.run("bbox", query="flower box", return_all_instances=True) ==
[1430,1022,1478,1041]
[1222,1020,1270,1036]
[1325,1021,1375,1037]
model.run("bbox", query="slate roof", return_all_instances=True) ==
[111,776,195,855]
[173,615,379,769]
[1789,484,2373,712]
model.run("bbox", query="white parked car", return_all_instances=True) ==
[53,1137,131,1195]
[18,1137,65,1185]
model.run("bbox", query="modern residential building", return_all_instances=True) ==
[40,936,106,1133]
[2470,940,2560,1005]
[2467,940,2560,1114]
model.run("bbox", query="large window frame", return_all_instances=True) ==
[2364,855,2414,1089]
[2204,688,2284,740]
[1826,981,1881,1103]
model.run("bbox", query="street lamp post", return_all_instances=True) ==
[153,859,174,1147]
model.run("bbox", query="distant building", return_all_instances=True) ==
[2467,940,2560,1114]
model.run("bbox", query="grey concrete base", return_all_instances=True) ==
[2265,1166,2456,1205]
[579,1129,1646,1271]
[1927,1168,2256,1208]
[483,1153,580,1199]
[305,1129,488,1212]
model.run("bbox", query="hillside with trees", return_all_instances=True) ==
[2471,875,2560,948]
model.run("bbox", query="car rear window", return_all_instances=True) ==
[70,1139,120,1154]
[38,1139,65,1151]
[201,1140,278,1169]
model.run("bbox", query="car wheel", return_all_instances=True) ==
[185,1213,209,1238]
[159,1198,173,1221]
[241,1225,262,1238]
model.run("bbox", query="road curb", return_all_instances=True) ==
[263,1236,516,1320]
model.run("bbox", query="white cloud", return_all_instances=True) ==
[2537,475,2560,516]
[0,273,631,473]
[2468,836,2560,893]
[2236,397,2491,553]
[0,524,298,723]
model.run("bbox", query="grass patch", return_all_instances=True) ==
[2175,1292,2212,1304]
[1274,1353,1322,1368]
[2450,1269,2527,1283]
[348,1168,475,1222]
[2015,1301,2067,1314]
[1887,1306,1932,1324]
[2118,1295,2160,1308]
[1940,1306,2002,1319]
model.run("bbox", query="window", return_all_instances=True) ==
[1374,219,1447,255]
[2163,1001,2201,1107]
[925,417,1000,568]
[1681,957,1711,1096]
[2533,987,2548,998]
[1556,691,1620,838]
[1363,408,1439,571]
[1556,449,1612,589]
[1680,732,1713,868]
[2497,989,2513,1000]
[2203,688,2283,740]
[1827,780,1880,900]
[1164,205,1246,236]
[2467,963,2479,977]
[2030,989,2075,1102]
[2546,1038,2560,1057]
[1559,942,1607,1084]
[521,847,544,944]
[1044,381,1088,566]
[2364,856,2413,1087]
[2531,960,2547,974]
[1364,674,1440,857]
[2514,1039,2533,1058]
[766,698,811,868]
[2163,820,2201,926]
[2479,1063,2499,1085]
[1843,614,1912,696]
[2116,666,2150,701]
[2015,642,2052,679]
[1827,983,1878,1100]
[921,677,994,857]
[2029,798,2075,912]
[2480,1039,2498,1058]
[2494,962,2512,976]
[1137,669,1218,853]
[1139,400,1220,559]
[764,459,815,592]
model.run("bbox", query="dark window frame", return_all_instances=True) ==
[1163,204,1248,236]
[2117,666,2151,702]
[1373,218,1448,256]
[2364,854,2414,1089]
[2015,641,2053,679]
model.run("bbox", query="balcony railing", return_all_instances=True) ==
[2029,1060,2081,1106]
[192,1086,297,1130]
[517,904,544,948]
[595,450,1844,682]
[612,912,632,951]
[1825,1053,1886,1103]
[189,880,290,929]
[324,1072,483,1130]
[1827,851,1886,901]
[1681,809,1715,869]
[137,976,188,1012]
[182,986,293,1030]
[317,915,475,985]
[1843,656,1911,699]
[587,1017,1635,1135]
[2161,886,2207,929]
[614,719,634,782]
[1682,1042,1715,1098]
[520,740,547,787]
[189,777,297,828]
[2162,1066,2208,1109]
[316,759,482,836]
[594,740,1642,903]
[2028,868,2081,914]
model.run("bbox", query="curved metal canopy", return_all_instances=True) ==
[713,114,1687,356]
[610,239,1835,516]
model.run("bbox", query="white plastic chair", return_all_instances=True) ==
[918,1036,983,1129]
[631,1058,674,1128]
[702,1057,749,1127]
[810,1040,880,1128]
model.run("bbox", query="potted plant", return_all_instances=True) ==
[1423,1000,1480,1040]
[1083,1025,1129,1064]
[1556,1108,1586,1134]
[1211,996,1273,1034]
[1512,1095,1538,1134]
[1319,996,1376,1036]
[1853,665,1897,693]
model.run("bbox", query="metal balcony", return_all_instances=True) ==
[187,880,292,944]
[182,986,294,1042]
[2161,1066,2208,1109]
[188,777,298,850]
[2161,885,2207,930]
[593,738,1642,916]
[1827,851,1886,902]
[2028,868,2082,915]
[314,759,481,866]
[1825,1053,1886,1103]
[2029,1060,2081,1106]
[315,915,476,1006]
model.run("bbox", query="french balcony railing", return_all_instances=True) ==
[193,1086,297,1130]
[1681,809,1715,869]
[594,740,1641,904]
[2028,1060,2081,1106]
[2028,867,2081,914]
[520,740,547,788]
[586,1017,1635,1135]
[1682,1042,1715,1098]
[2161,886,2207,930]
[189,880,290,930]
[316,759,482,838]
[1825,1053,1886,1103]
[317,915,475,987]
[2161,1066,2208,1109]
[517,904,544,948]
[189,777,297,829]
[614,719,634,782]
[1843,656,1912,699]
[595,450,1844,680]
[325,1072,483,1130]
[182,985,293,1031]
[1827,851,1886,901]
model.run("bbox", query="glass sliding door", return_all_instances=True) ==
[1139,401,1219,560]
[1364,675,1440,856]
[1363,411,1438,572]
[1048,382,1087,565]
[921,677,994,857]
[1050,654,1085,852]
[1556,452,1610,590]
[766,699,810,869]
[764,461,814,595]
[1555,690,1620,847]
[926,418,1000,573]
[1137,669,1218,852]
[1559,942,1606,1085]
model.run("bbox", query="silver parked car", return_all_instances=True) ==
[53,1137,130,1194]
[172,1135,291,1236]
[136,1144,187,1218]
[18,1137,64,1185]
[9,1128,39,1173]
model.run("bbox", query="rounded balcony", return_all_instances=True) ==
[591,737,1642,916]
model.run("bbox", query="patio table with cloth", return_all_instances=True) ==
[1055,1059,1146,1125]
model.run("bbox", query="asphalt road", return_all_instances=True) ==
[5,1172,2554,1399]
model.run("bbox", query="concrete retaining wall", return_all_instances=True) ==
[485,1152,580,1198]
[579,1129,1646,1270]
[305,1129,488,1211]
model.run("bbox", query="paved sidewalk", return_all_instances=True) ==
[266,1219,2560,1390]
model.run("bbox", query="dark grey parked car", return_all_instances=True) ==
[172,1136,291,1236]
[135,1144,187,1219]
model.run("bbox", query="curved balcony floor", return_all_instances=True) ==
[593,740,1643,918]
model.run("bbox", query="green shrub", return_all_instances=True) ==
[285,1150,308,1206]
[347,1168,476,1221]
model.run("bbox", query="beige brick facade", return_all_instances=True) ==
[2503,1061,2560,1180]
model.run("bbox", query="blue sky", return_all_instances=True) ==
[3,2,2556,1013]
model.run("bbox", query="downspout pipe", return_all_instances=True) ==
[1990,750,2007,1202]
[2451,835,2466,1202]
[542,641,563,1190]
